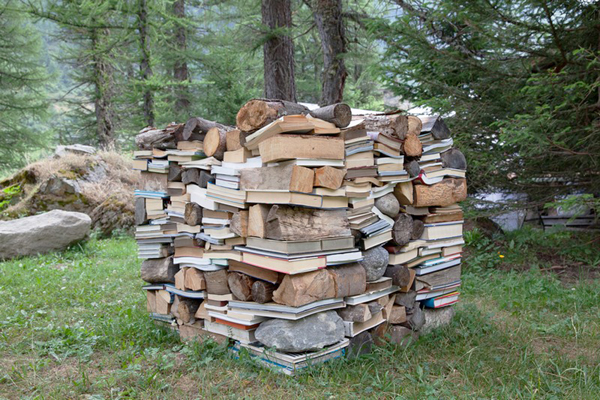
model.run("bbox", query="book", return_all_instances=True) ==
[204,320,256,344]
[227,298,345,320]
[414,257,461,275]
[343,311,385,337]
[258,135,345,163]
[245,236,354,255]
[423,292,460,308]
[241,252,327,274]
[422,221,464,240]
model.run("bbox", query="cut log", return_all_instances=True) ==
[402,133,422,157]
[387,305,407,324]
[308,103,352,128]
[248,204,270,238]
[265,205,351,241]
[230,210,249,237]
[223,147,250,163]
[235,99,310,132]
[135,127,176,150]
[135,197,148,225]
[181,169,214,188]
[391,213,413,246]
[374,193,400,218]
[400,268,416,293]
[227,272,255,301]
[168,163,183,182]
[393,181,413,205]
[194,301,210,320]
[204,127,228,160]
[394,291,417,310]
[240,164,314,194]
[404,160,421,178]
[337,304,372,323]
[251,280,276,304]
[174,268,186,290]
[204,270,230,295]
[366,300,383,316]
[182,116,231,141]
[441,148,467,170]
[421,116,451,140]
[313,166,345,190]
[413,178,467,207]
[258,135,345,163]
[155,290,171,315]
[272,269,336,307]
[177,297,201,324]
[384,264,412,287]
[362,114,408,140]
[226,129,246,151]
[411,219,424,240]
[141,257,178,284]
[146,290,156,313]
[184,202,203,226]
[184,268,206,291]
[290,165,315,193]
[407,116,422,136]
[328,263,367,298]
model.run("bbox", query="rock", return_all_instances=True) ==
[255,311,345,353]
[358,246,389,281]
[0,210,91,259]
[401,305,426,331]
[374,193,400,218]
[54,144,97,158]
[422,307,455,333]
[347,331,373,359]
[389,325,419,346]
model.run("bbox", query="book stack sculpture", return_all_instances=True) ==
[134,99,467,375]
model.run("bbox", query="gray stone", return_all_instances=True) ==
[422,307,455,333]
[347,331,373,359]
[54,144,96,158]
[255,311,345,353]
[401,305,426,331]
[374,193,400,218]
[358,246,389,282]
[0,210,91,259]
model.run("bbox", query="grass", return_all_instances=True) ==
[0,227,599,399]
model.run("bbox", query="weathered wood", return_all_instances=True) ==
[394,291,417,310]
[182,117,231,141]
[135,127,176,150]
[141,257,178,284]
[258,135,345,163]
[374,193,400,218]
[362,114,408,140]
[404,160,421,178]
[184,268,206,291]
[328,263,367,298]
[226,129,246,151]
[401,305,425,331]
[411,219,424,240]
[240,164,313,193]
[236,99,309,132]
[337,304,372,323]
[384,264,412,287]
[204,270,230,295]
[248,204,270,238]
[313,166,345,189]
[155,290,172,314]
[174,268,186,290]
[184,202,203,226]
[146,290,156,313]
[441,148,467,170]
[230,210,249,237]
[223,147,250,163]
[393,181,413,205]
[177,297,201,324]
[168,163,183,182]
[387,305,407,324]
[135,197,148,225]
[309,103,351,128]
[421,116,451,140]
[251,280,276,304]
[391,213,413,246]
[402,133,422,157]
[413,178,467,207]
[204,126,228,160]
[227,272,255,301]
[272,269,336,307]
[366,300,383,316]
[290,165,315,193]
[182,169,214,188]
[371,321,390,346]
[407,116,422,136]
[265,205,351,241]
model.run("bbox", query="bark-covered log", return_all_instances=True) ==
[204,270,230,295]
[272,269,335,307]
[182,117,231,141]
[391,213,413,246]
[181,169,214,188]
[135,197,148,225]
[309,103,351,127]
[337,304,372,322]
[168,163,183,182]
[328,263,367,298]
[228,272,255,301]
[384,264,412,287]
[177,297,201,324]
[135,127,176,150]
[362,114,408,139]
[236,99,309,132]
[413,178,467,207]
[265,205,351,241]
[184,202,203,226]
[251,280,276,304]
[141,257,178,284]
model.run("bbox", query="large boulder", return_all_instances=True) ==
[255,311,345,353]
[0,210,91,259]
[422,307,455,333]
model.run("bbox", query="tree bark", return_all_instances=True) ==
[261,0,296,101]
[251,280,276,304]
[312,0,347,105]
[138,0,154,127]
[173,0,190,111]
[91,27,115,147]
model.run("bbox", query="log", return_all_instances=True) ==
[194,301,210,320]
[391,213,413,246]
[441,148,467,170]
[404,160,421,178]
[135,127,176,150]
[413,178,467,207]
[366,300,383,316]
[146,290,156,313]
[184,202,203,226]
[374,193,400,218]
[265,205,351,241]
[168,163,183,182]
[223,147,250,163]
[248,204,270,238]
[204,127,228,160]
[141,257,178,284]
[204,270,230,295]
[387,305,407,324]
[258,135,345,163]
[402,133,422,157]
[240,164,314,193]
[411,219,424,240]
[181,169,214,188]
[226,129,246,151]
[177,297,201,324]
[337,304,372,323]
[394,291,417,310]
[236,99,310,132]
[230,210,249,237]
[155,290,171,315]
[421,116,451,140]
[384,264,412,287]
[135,197,148,225]
[290,165,315,193]
[372,321,391,346]
[308,103,352,128]
[328,263,367,298]
[184,268,206,291]
[272,269,336,307]
[313,166,345,190]
[251,280,276,304]
[174,268,186,290]
[227,272,255,301]
[182,116,231,141]
[393,181,413,205]
[407,116,422,136]
[362,114,408,140]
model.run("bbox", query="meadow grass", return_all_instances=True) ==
[0,227,598,399]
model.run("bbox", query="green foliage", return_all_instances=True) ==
[0,184,21,211]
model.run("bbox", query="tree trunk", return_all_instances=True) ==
[312,0,347,105]
[261,0,296,101]
[173,0,190,111]
[138,0,154,127]
[91,27,115,147]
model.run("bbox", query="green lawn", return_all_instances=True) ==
[0,228,599,399]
